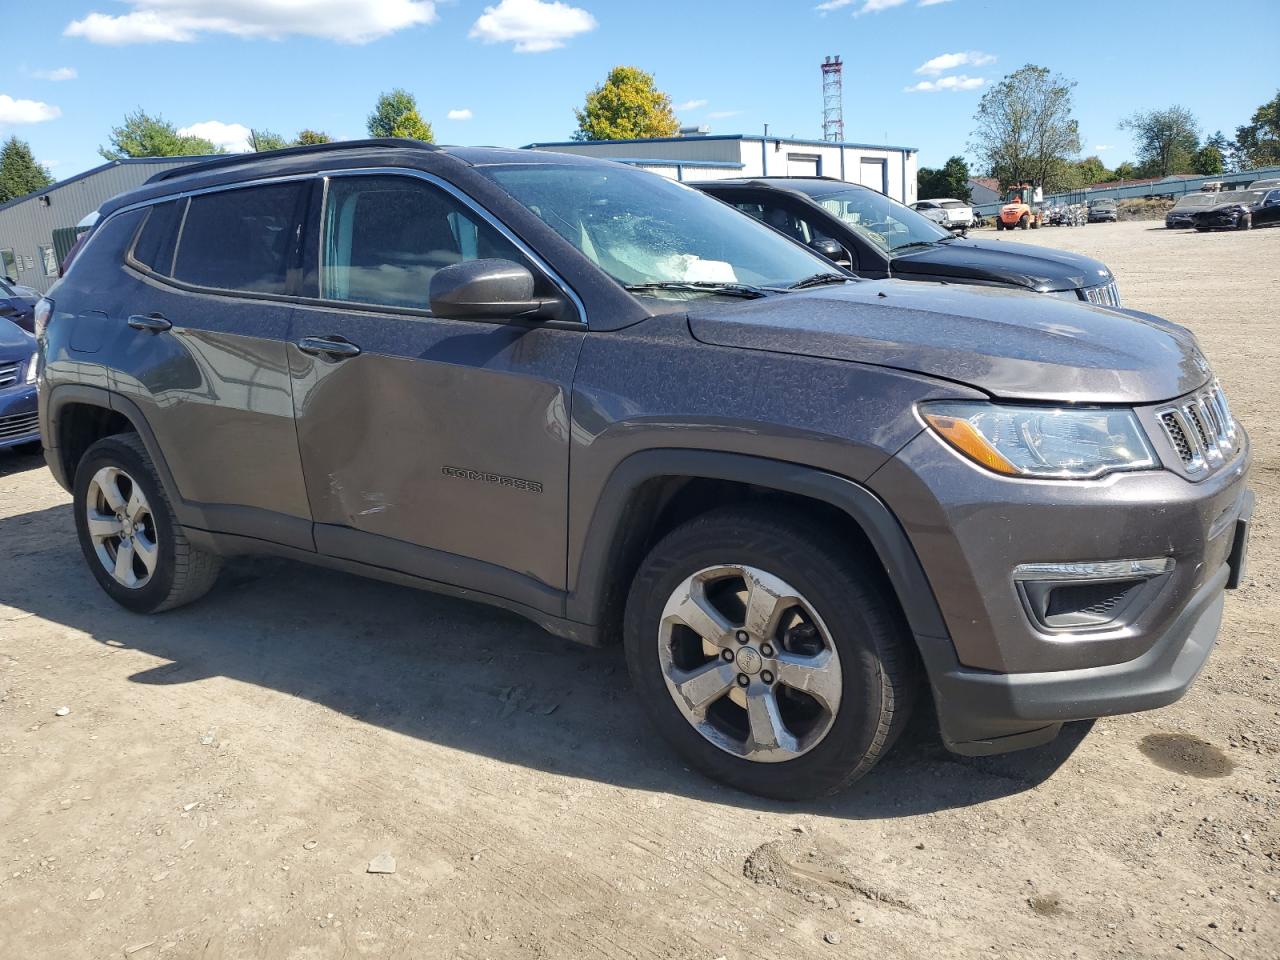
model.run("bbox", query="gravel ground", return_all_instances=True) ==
[1,219,1277,960]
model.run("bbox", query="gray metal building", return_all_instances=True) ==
[0,156,206,294]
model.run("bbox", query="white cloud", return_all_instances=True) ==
[915,50,994,75]
[707,110,742,119]
[32,67,78,81]
[0,95,61,124]
[178,120,252,152]
[447,108,473,121]
[469,0,596,53]
[1094,144,1113,151]
[918,0,952,6]
[65,1,436,45]
[674,99,707,112]
[815,0,857,11]
[904,74,986,93]
[856,0,909,14]
[818,0,945,13]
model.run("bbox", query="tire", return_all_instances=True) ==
[623,504,917,800]
[1239,213,1252,231]
[73,432,221,614]
[995,220,1005,231]
[1019,215,1030,230]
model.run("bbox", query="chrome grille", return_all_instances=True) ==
[0,361,18,387]
[0,411,38,441]
[1083,281,1121,307]
[1156,381,1239,476]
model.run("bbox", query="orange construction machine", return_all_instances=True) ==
[996,183,1045,231]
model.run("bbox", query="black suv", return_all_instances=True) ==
[37,141,1252,798]
[695,178,1122,306]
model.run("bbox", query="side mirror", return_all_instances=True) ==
[429,259,565,322]
[809,236,852,269]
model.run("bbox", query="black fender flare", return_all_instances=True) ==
[565,449,949,644]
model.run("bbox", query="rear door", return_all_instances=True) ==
[1259,189,1280,226]
[287,171,585,601]
[98,181,314,548]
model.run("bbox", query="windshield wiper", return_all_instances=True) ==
[787,273,851,290]
[891,240,940,254]
[623,281,767,299]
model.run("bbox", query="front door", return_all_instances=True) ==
[288,172,585,606]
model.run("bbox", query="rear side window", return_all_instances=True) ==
[131,200,183,275]
[172,183,304,294]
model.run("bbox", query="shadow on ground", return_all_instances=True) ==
[1,493,1089,819]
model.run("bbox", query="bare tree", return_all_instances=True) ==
[970,65,1081,190]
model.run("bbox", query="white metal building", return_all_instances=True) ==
[524,133,918,203]
[0,155,206,294]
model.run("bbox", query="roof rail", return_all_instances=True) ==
[146,138,440,183]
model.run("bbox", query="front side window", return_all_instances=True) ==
[320,175,533,310]
[172,183,304,294]
[481,163,837,293]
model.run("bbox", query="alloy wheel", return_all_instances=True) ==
[657,564,843,763]
[85,466,159,589]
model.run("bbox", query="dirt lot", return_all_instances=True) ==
[2,219,1277,960]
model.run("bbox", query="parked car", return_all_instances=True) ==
[1,317,39,452]
[1247,177,1280,191]
[1165,192,1219,228]
[39,140,1252,799]
[911,198,973,232]
[1087,199,1118,223]
[695,177,1123,305]
[0,276,38,333]
[1191,188,1280,231]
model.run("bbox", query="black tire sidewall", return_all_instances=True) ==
[624,515,901,799]
[73,436,178,613]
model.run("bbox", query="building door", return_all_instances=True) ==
[1,248,17,281]
[859,158,888,194]
[787,154,820,177]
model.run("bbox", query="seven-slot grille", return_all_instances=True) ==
[0,411,38,442]
[1156,381,1238,476]
[0,361,18,387]
[1082,281,1121,307]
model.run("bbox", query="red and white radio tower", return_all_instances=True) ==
[821,56,844,143]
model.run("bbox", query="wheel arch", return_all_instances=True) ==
[566,450,949,648]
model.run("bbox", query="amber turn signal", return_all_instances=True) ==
[922,413,1020,475]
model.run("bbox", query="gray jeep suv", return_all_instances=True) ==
[37,140,1253,799]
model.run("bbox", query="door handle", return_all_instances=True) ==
[127,313,172,332]
[296,335,361,359]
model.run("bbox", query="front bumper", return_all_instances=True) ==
[868,418,1252,755]
[0,383,39,449]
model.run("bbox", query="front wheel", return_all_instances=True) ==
[1019,214,1030,230]
[73,433,222,613]
[1238,213,1252,231]
[624,505,917,799]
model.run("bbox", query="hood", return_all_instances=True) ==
[0,316,36,358]
[888,237,1112,292]
[687,280,1208,404]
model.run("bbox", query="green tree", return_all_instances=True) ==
[1073,155,1111,185]
[99,109,221,160]
[970,65,1081,190]
[367,89,434,142]
[573,66,679,141]
[295,129,333,145]
[1234,90,1280,169]
[249,128,290,152]
[0,136,55,204]
[1119,106,1200,178]
[1191,144,1224,176]
[1110,161,1138,181]
[917,155,971,200]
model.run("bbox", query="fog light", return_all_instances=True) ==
[1014,558,1173,632]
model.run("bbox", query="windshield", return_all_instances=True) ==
[1172,194,1215,210]
[939,200,969,209]
[1219,190,1263,205]
[804,186,950,255]
[479,163,840,294]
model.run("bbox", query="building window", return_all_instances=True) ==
[40,245,58,278]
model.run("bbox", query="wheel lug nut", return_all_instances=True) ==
[721,649,735,662]
[736,674,750,687]
[761,670,774,684]
[735,630,749,644]
[761,644,774,658]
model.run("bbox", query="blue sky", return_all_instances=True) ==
[3,0,1277,181]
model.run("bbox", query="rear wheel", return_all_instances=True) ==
[73,433,222,613]
[1018,214,1030,230]
[624,506,917,799]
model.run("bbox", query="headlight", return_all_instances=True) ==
[26,350,38,384]
[920,401,1158,479]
